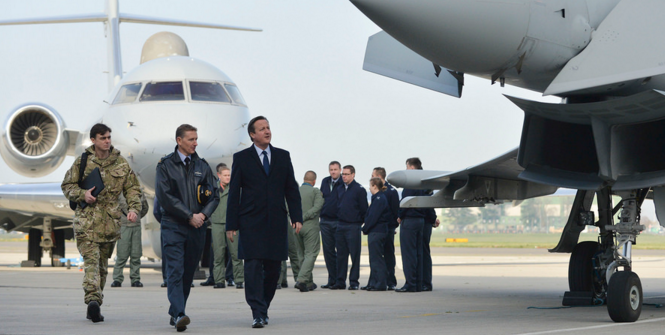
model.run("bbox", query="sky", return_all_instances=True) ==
[0,1,656,219]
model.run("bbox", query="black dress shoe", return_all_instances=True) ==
[214,282,226,289]
[321,284,333,289]
[131,281,143,287]
[295,282,309,292]
[395,286,416,292]
[200,279,214,286]
[263,316,269,325]
[387,285,396,290]
[330,284,345,290]
[170,316,175,326]
[236,282,244,289]
[227,280,235,287]
[360,286,369,290]
[87,301,104,323]
[281,282,288,288]
[348,285,359,290]
[252,318,264,328]
[422,286,432,291]
[161,282,167,288]
[367,286,387,291]
[175,314,190,332]
[110,281,121,288]
[191,283,195,287]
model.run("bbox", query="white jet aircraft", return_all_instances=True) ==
[351,0,665,323]
[0,0,258,267]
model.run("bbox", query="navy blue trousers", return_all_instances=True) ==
[161,219,206,318]
[367,232,387,289]
[319,219,338,286]
[335,224,361,287]
[423,222,433,289]
[399,218,424,291]
[244,259,281,319]
[384,227,397,287]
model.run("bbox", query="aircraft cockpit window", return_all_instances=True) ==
[190,82,231,103]
[224,84,246,106]
[140,81,185,102]
[113,83,142,104]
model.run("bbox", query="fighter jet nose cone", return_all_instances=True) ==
[387,170,407,188]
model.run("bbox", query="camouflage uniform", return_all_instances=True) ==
[61,145,142,305]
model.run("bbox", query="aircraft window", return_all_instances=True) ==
[140,81,184,101]
[113,83,142,104]
[224,84,246,105]
[190,82,231,102]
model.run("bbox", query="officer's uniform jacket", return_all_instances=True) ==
[61,145,142,242]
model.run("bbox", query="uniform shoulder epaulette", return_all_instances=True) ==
[158,152,174,164]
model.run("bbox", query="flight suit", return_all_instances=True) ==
[294,183,324,288]
[112,193,149,285]
[211,186,244,285]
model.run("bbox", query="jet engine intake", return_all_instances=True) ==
[1,103,69,177]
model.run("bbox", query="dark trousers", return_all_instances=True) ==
[335,223,361,287]
[423,222,433,288]
[384,226,397,287]
[399,218,424,291]
[367,232,387,289]
[161,220,206,318]
[244,259,281,319]
[319,219,338,285]
[161,232,167,282]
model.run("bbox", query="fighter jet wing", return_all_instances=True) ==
[363,31,463,97]
[0,182,73,232]
[387,148,558,208]
[545,0,665,96]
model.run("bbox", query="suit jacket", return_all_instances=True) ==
[226,144,303,261]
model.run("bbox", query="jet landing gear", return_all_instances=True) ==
[561,188,647,322]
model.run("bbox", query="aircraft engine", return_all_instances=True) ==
[0,103,70,177]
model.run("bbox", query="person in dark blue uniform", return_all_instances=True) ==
[422,197,439,292]
[153,197,168,288]
[396,157,431,293]
[362,178,391,291]
[332,165,367,290]
[156,124,220,332]
[371,167,400,290]
[319,161,342,289]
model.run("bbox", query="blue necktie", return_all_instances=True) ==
[262,151,270,175]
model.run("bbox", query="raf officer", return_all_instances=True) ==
[294,171,324,292]
[226,115,302,328]
[110,192,149,288]
[371,167,400,290]
[332,165,367,290]
[319,161,342,288]
[156,124,220,332]
[61,123,142,323]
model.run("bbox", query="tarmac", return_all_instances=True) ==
[3,242,665,334]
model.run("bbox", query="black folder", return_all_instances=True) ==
[79,167,105,209]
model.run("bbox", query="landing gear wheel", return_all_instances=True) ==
[607,271,642,322]
[568,241,600,292]
[27,228,42,267]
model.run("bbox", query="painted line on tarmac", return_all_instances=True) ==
[516,317,665,334]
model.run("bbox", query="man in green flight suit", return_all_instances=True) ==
[61,123,142,323]
[294,171,324,292]
[110,192,149,288]
[210,163,244,289]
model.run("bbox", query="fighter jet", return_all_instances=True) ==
[351,0,665,323]
[0,0,258,267]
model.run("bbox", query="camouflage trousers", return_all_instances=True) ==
[76,238,115,305]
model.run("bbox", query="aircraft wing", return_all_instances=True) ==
[545,0,665,96]
[363,31,463,97]
[0,182,73,233]
[387,148,558,208]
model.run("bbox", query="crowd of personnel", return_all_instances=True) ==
[61,118,439,331]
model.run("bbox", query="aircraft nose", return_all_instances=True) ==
[350,0,530,74]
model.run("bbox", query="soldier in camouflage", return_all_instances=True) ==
[61,123,142,323]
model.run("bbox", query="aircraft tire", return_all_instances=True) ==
[568,241,599,292]
[27,228,42,267]
[607,271,642,322]
[51,229,65,267]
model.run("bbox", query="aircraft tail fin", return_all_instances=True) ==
[363,31,463,98]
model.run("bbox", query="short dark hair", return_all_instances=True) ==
[329,161,341,169]
[248,116,268,142]
[343,165,355,174]
[89,123,111,139]
[373,167,386,179]
[216,163,229,173]
[304,170,317,181]
[406,157,423,170]
[176,124,197,140]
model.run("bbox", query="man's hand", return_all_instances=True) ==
[434,219,440,228]
[226,230,237,242]
[189,213,205,228]
[292,222,303,234]
[84,186,97,204]
[127,211,138,223]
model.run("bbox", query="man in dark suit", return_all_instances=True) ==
[226,116,303,329]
